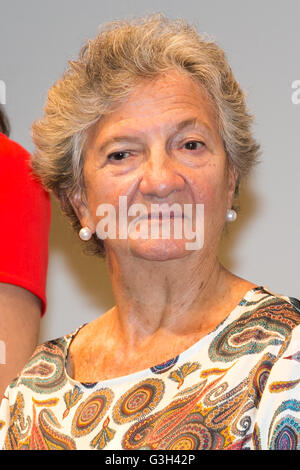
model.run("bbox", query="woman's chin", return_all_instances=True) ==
[128,237,194,261]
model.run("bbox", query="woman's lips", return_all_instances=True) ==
[147,213,182,220]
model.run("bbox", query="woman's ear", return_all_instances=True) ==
[227,162,239,207]
[68,191,94,230]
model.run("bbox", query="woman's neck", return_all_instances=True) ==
[67,251,256,383]
[104,248,240,349]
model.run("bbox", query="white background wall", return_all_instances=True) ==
[0,0,299,343]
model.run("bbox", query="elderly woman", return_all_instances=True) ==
[0,14,299,451]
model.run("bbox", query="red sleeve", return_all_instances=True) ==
[0,133,51,315]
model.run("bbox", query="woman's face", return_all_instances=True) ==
[75,71,237,262]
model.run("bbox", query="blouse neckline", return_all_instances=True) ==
[64,285,268,389]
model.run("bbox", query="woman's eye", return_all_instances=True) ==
[107,151,130,161]
[183,141,205,151]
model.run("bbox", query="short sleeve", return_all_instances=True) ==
[0,133,51,315]
[251,325,300,450]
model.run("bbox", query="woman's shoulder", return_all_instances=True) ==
[206,285,300,369]
[251,285,300,313]
[223,274,300,331]
[238,285,300,336]
[6,327,82,396]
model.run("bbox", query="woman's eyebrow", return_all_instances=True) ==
[96,136,139,154]
[96,118,214,154]
[173,118,213,138]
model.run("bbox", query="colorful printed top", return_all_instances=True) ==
[1,286,300,450]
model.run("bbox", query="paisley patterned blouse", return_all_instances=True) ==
[1,286,300,450]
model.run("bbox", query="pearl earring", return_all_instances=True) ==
[79,226,92,241]
[226,209,237,222]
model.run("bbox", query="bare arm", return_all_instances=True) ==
[0,283,41,398]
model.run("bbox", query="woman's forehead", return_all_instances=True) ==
[89,72,218,140]
[115,71,214,112]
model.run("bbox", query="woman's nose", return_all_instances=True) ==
[138,147,185,199]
